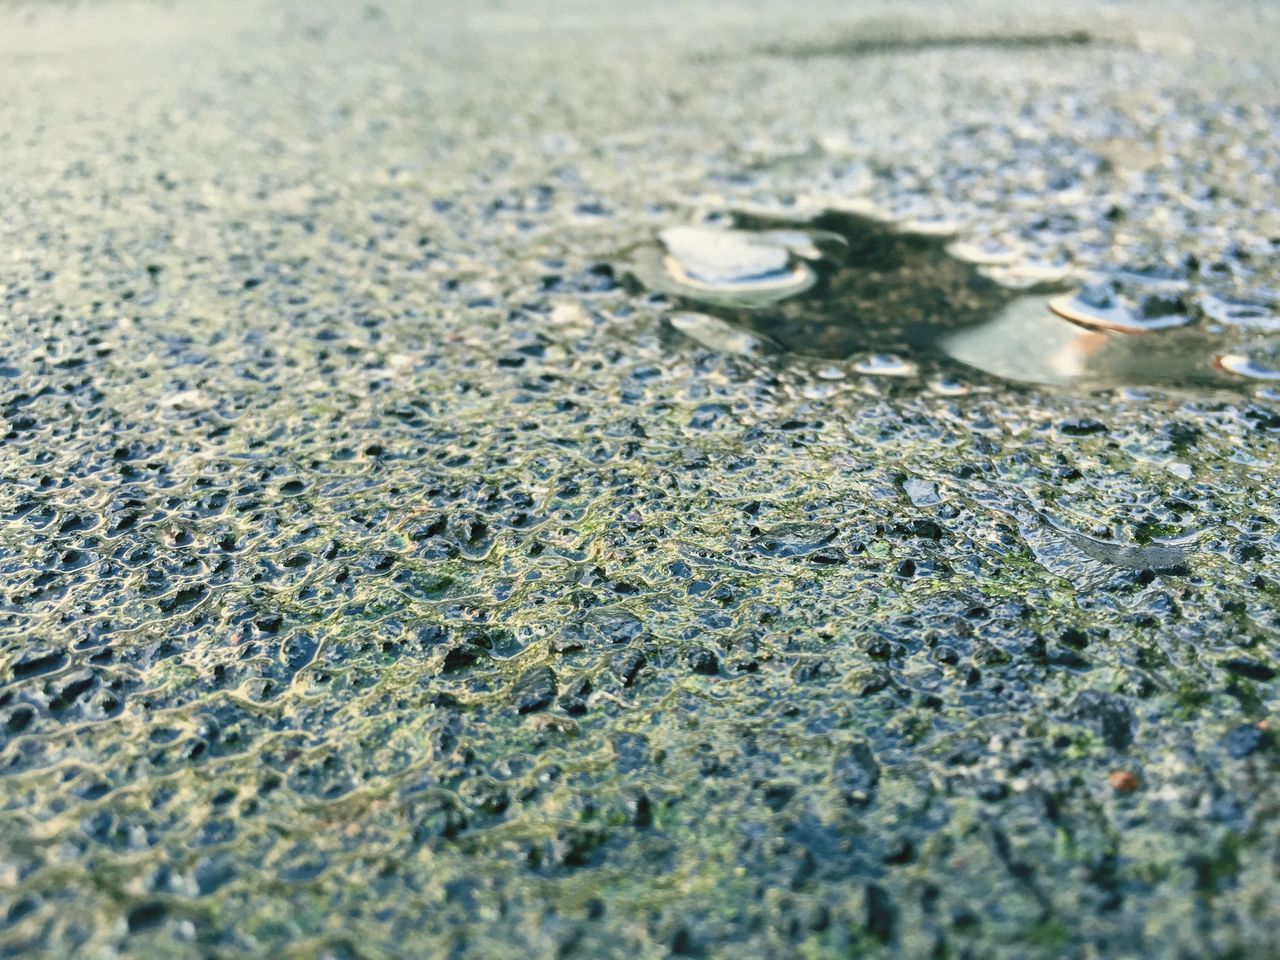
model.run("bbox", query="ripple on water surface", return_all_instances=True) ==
[628,208,1280,394]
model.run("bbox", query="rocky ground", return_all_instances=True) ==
[1,1,1279,957]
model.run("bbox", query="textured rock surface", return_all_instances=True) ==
[1,1,1279,957]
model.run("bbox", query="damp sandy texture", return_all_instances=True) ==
[2,1,1280,957]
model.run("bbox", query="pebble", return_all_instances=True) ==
[1108,770,1140,793]
[512,666,558,714]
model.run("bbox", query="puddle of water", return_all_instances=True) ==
[629,209,1280,393]
[635,209,1029,360]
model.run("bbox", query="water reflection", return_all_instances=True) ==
[941,295,1225,389]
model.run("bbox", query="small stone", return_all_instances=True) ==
[833,740,880,806]
[882,837,916,864]
[1223,723,1269,759]
[1221,658,1276,682]
[612,651,646,687]
[762,782,796,811]
[1068,690,1135,750]
[626,792,652,828]
[512,666,557,714]
[687,647,719,675]
[1108,770,1140,793]
[978,781,1010,802]
[1059,418,1107,436]
[864,883,897,943]
[126,902,167,933]
[614,733,649,773]
[558,677,592,716]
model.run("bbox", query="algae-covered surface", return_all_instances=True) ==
[2,1,1280,957]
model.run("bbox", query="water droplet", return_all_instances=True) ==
[660,226,786,284]
[1214,353,1280,381]
[895,214,959,238]
[945,239,1023,266]
[1111,263,1188,290]
[1049,284,1194,334]
[928,376,970,396]
[978,260,1070,289]
[851,354,917,377]
[1200,294,1280,332]
[650,226,816,305]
